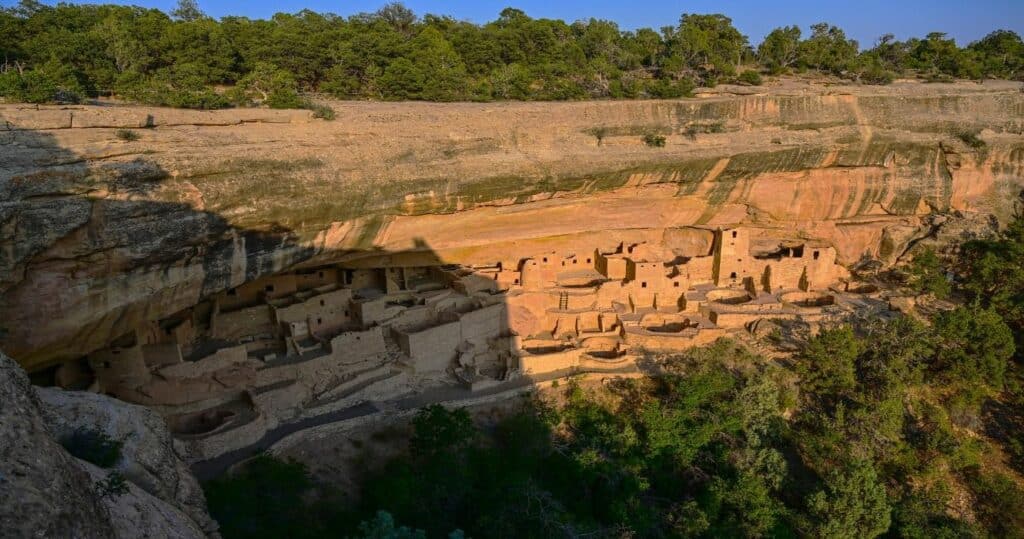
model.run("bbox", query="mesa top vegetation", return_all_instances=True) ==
[1,0,1021,108]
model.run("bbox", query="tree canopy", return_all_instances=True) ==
[1,1,1021,107]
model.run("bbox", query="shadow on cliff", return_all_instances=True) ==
[0,112,492,373]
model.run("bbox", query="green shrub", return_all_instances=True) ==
[265,88,303,109]
[60,427,122,468]
[737,70,763,86]
[923,73,955,83]
[645,77,695,99]
[906,247,951,298]
[96,471,129,499]
[204,455,320,538]
[955,129,985,148]
[115,72,231,110]
[115,129,140,142]
[643,133,667,147]
[302,101,336,120]
[0,67,83,104]
[966,470,1024,537]
[683,121,725,141]
[586,126,609,146]
[860,64,896,85]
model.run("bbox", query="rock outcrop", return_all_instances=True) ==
[38,387,219,536]
[0,351,114,538]
[0,350,215,538]
[1,79,1022,370]
[77,459,209,539]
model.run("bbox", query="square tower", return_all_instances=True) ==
[713,227,751,286]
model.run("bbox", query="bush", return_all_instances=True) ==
[302,101,336,120]
[587,126,609,146]
[116,72,231,110]
[204,455,322,539]
[860,64,895,85]
[966,470,1024,537]
[265,88,303,109]
[643,133,667,147]
[645,77,695,99]
[0,67,83,104]
[737,70,763,86]
[60,427,122,468]
[955,129,985,148]
[115,129,140,142]
[906,247,951,298]
[96,471,129,499]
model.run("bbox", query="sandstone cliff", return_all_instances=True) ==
[1,79,1022,370]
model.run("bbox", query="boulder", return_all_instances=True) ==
[37,387,219,536]
[0,351,115,538]
[79,460,206,539]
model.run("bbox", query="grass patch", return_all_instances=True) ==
[115,129,140,142]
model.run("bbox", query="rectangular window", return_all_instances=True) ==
[813,251,820,260]
[641,282,647,288]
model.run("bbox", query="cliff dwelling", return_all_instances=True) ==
[36,226,863,461]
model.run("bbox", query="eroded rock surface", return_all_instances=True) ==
[38,387,219,536]
[0,351,115,538]
[1,80,1022,370]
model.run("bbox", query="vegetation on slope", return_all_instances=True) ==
[1,0,1022,107]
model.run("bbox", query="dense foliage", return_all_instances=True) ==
[1,0,1021,107]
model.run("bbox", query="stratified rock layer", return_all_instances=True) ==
[1,79,1022,369]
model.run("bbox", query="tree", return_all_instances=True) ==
[960,210,1024,348]
[799,22,858,74]
[969,30,1024,80]
[758,26,801,73]
[932,306,1015,389]
[797,325,861,402]
[375,2,416,36]
[672,14,748,80]
[231,63,301,108]
[379,58,423,100]
[807,460,891,539]
[408,27,468,101]
[171,0,204,22]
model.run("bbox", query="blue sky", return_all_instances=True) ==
[20,0,1024,46]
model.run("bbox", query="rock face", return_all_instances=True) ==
[1,79,1023,370]
[0,351,115,538]
[77,460,208,539]
[0,350,215,538]
[37,387,219,536]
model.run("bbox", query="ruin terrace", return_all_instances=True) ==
[41,227,863,461]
